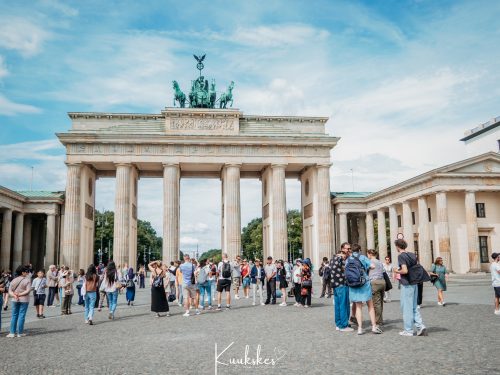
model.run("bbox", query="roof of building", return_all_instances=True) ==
[16,190,64,199]
[460,116,500,141]
[331,192,373,199]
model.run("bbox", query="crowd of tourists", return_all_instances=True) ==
[1,240,499,338]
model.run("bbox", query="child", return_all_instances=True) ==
[60,267,74,315]
[31,270,47,318]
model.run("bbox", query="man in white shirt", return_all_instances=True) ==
[490,252,500,315]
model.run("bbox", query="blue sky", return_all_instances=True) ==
[1,0,499,253]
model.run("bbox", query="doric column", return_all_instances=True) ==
[358,215,367,250]
[163,164,180,262]
[271,164,287,261]
[436,191,452,271]
[22,216,32,265]
[113,163,131,267]
[62,163,81,270]
[339,213,348,244]
[377,209,387,259]
[222,164,241,260]
[316,164,333,260]
[1,209,12,269]
[388,205,398,265]
[402,201,414,252]
[45,213,56,269]
[12,212,24,270]
[465,190,480,272]
[418,196,432,269]
[366,212,375,249]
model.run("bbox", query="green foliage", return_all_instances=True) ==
[199,248,222,263]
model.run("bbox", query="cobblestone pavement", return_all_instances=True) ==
[0,275,497,375]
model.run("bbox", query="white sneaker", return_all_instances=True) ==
[85,320,89,324]
[235,295,240,300]
[399,331,414,337]
[166,312,170,317]
[252,302,256,306]
[340,327,354,332]
[17,333,27,337]
[437,302,442,306]
[195,309,201,315]
[260,302,265,306]
[442,301,446,306]
[335,326,340,331]
[6,333,15,338]
[245,296,249,299]
[178,303,182,307]
[279,302,287,307]
[183,312,190,317]
[494,309,500,315]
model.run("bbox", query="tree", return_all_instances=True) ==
[199,249,222,263]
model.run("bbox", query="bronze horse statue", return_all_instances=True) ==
[172,80,186,108]
[219,81,234,109]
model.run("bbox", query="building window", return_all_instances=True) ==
[414,241,419,260]
[397,215,402,228]
[411,212,416,225]
[430,240,434,262]
[479,236,489,263]
[476,203,485,218]
[428,208,432,222]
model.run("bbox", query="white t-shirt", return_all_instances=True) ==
[293,266,301,283]
[491,262,500,287]
[168,266,176,282]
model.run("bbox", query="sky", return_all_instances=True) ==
[0,0,499,254]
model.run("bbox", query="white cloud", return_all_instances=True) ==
[0,94,41,116]
[0,55,7,78]
[180,236,199,245]
[0,16,51,57]
[41,0,78,17]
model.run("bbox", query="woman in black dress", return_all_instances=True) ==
[148,261,169,317]
[277,260,288,306]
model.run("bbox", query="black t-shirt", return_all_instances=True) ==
[398,252,417,286]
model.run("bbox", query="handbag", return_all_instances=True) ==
[301,279,312,287]
[383,271,393,291]
[126,279,134,288]
[430,274,439,284]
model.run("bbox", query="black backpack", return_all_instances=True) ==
[402,253,431,285]
[222,262,231,278]
[345,255,367,288]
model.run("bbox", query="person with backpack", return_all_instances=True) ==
[217,252,233,310]
[179,254,198,317]
[394,238,428,337]
[125,267,136,306]
[345,244,382,335]
[168,261,177,298]
[197,259,212,310]
[319,257,332,298]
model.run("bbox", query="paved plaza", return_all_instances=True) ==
[1,275,498,375]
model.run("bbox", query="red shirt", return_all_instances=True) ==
[241,265,250,277]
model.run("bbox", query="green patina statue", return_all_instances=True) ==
[172,54,234,109]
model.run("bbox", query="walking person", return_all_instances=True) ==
[2,270,12,311]
[46,265,59,307]
[332,243,353,332]
[97,271,108,312]
[319,257,332,298]
[197,259,212,310]
[138,266,146,289]
[367,249,386,326]
[292,259,302,306]
[6,266,32,338]
[31,270,47,319]
[300,259,312,308]
[345,244,382,335]
[148,260,169,318]
[216,252,233,310]
[264,256,277,305]
[383,257,394,302]
[232,255,242,299]
[277,260,288,306]
[76,269,85,305]
[0,274,5,331]
[490,252,500,315]
[101,262,122,320]
[179,255,198,316]
[251,259,265,306]
[241,259,251,299]
[394,239,427,337]
[82,264,99,325]
[125,267,136,306]
[429,257,449,306]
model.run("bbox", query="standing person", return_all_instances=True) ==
[31,270,47,319]
[251,259,265,306]
[208,259,217,304]
[57,266,65,304]
[319,257,332,298]
[101,262,122,320]
[277,260,288,306]
[345,244,382,335]
[2,270,12,311]
[331,243,353,332]
[216,253,233,310]
[292,259,303,307]
[148,261,169,318]
[176,261,184,307]
[46,265,59,307]
[232,255,242,299]
[264,256,277,305]
[490,252,500,315]
[383,257,394,302]
[197,259,212,310]
[125,267,136,306]
[430,257,449,306]
[97,271,108,312]
[168,262,177,298]
[0,274,5,331]
[367,249,386,327]
[300,259,312,308]
[76,269,85,305]
[59,266,74,315]
[138,266,146,289]
[82,264,99,325]
[394,239,427,337]
[241,259,251,299]
[6,266,31,338]
[179,254,198,317]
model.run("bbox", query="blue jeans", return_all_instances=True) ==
[333,285,350,329]
[400,284,425,333]
[210,280,216,302]
[106,291,118,315]
[10,301,29,335]
[198,282,211,307]
[84,292,97,321]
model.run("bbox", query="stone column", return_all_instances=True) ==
[465,190,480,272]
[402,201,414,252]
[366,212,375,250]
[22,216,32,265]
[0,209,12,270]
[163,164,180,263]
[62,163,81,270]
[358,215,367,250]
[12,212,24,270]
[377,209,387,259]
[271,164,288,261]
[388,205,398,265]
[339,213,348,245]
[45,213,56,269]
[436,191,452,271]
[418,196,432,269]
[222,164,241,260]
[316,164,334,260]
[114,163,131,267]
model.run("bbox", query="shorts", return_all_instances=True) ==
[34,294,46,306]
[494,286,500,298]
[217,279,232,292]
[242,277,251,288]
[232,277,241,287]
[182,285,197,299]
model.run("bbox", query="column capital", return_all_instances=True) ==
[46,212,56,217]
[162,163,179,168]
[65,162,82,167]
[315,163,333,169]
[270,163,287,169]
[465,189,477,194]
[114,162,131,168]
[224,163,242,169]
